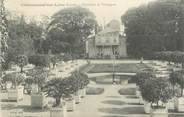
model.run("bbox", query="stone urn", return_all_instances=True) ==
[9,109,24,117]
[74,91,81,104]
[174,97,184,112]
[150,107,168,117]
[50,103,67,117]
[167,98,174,110]
[144,101,151,114]
[66,98,75,111]
[80,88,86,98]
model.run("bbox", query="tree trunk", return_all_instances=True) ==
[157,101,159,108]
[173,84,175,96]
[54,97,61,107]
[181,87,183,97]
[20,67,23,73]
[53,63,56,69]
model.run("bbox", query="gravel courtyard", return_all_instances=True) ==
[1,82,184,117]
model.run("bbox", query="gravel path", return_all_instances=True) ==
[67,84,149,117]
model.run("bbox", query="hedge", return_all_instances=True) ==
[28,54,50,67]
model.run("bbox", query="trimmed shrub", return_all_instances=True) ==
[16,55,28,73]
[86,87,104,95]
[154,51,184,65]
[118,88,136,95]
[134,71,155,88]
[28,54,50,67]
[63,54,72,62]
[169,70,184,97]
[2,73,26,88]
[140,78,172,107]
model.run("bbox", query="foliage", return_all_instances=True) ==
[169,70,184,96]
[26,67,48,91]
[43,78,76,107]
[2,14,44,71]
[45,7,97,54]
[86,87,104,95]
[24,76,34,85]
[42,71,89,106]
[169,71,180,86]
[42,78,63,107]
[28,54,50,67]
[16,55,28,72]
[2,73,26,88]
[154,51,184,65]
[63,53,72,62]
[134,71,155,88]
[118,88,136,95]
[122,0,184,58]
[0,0,8,54]
[89,63,150,73]
[7,15,43,56]
[50,55,59,68]
[140,78,172,107]
[72,71,89,90]
[1,0,8,74]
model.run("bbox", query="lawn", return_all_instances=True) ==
[88,63,151,73]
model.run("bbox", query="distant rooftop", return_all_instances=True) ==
[98,20,120,35]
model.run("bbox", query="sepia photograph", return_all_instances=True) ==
[1,0,184,117]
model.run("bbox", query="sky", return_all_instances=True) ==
[5,0,156,25]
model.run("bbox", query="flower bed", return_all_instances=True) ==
[118,88,136,95]
[86,87,104,95]
[88,63,150,73]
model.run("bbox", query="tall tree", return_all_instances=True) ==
[46,7,97,55]
[5,15,44,62]
[122,0,184,58]
[0,0,8,75]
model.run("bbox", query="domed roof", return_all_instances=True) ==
[97,20,120,35]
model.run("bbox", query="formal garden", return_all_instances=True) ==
[1,0,184,117]
[1,51,184,117]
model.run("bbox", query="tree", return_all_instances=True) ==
[28,54,50,68]
[169,71,180,96]
[134,71,155,89]
[16,55,28,73]
[1,14,45,71]
[0,0,9,76]
[140,78,172,108]
[46,7,97,55]
[24,76,34,94]
[0,0,8,55]
[173,70,184,97]
[2,73,26,88]
[50,55,58,69]
[122,0,184,58]
[43,77,77,107]
[154,51,184,67]
[26,67,48,92]
[5,14,44,63]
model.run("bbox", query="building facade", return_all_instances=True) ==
[86,20,127,59]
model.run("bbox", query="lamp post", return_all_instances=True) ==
[112,55,116,84]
